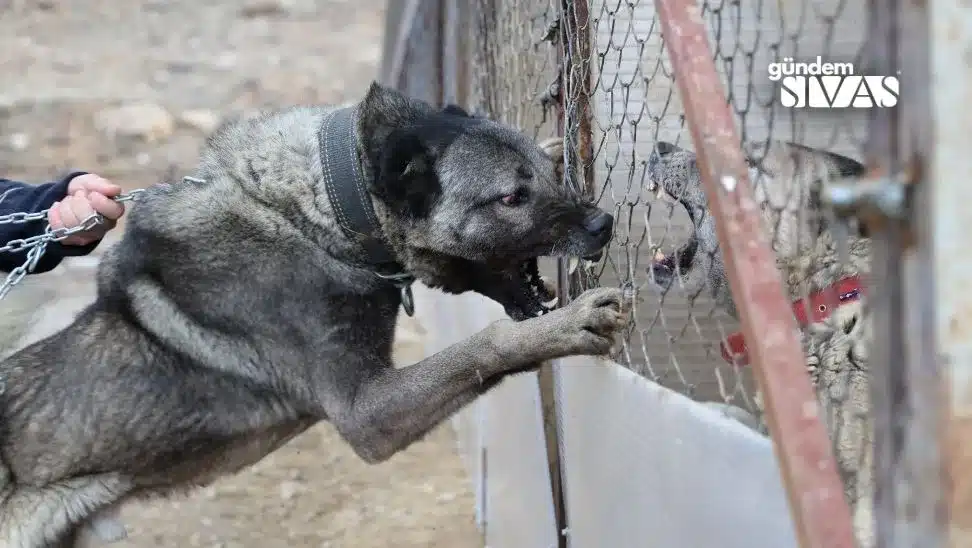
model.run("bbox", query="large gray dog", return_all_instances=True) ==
[0,82,629,547]
[645,139,874,546]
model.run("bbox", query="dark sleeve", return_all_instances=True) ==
[0,171,102,274]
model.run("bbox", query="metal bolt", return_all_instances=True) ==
[821,175,909,221]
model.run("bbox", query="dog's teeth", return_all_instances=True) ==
[540,275,556,295]
[568,257,579,275]
[649,183,665,201]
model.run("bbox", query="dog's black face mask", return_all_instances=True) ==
[359,83,613,320]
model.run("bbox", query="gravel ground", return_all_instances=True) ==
[0,1,480,546]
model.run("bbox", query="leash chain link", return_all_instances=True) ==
[0,189,146,302]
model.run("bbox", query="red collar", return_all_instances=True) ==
[719,276,864,366]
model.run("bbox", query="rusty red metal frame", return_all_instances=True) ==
[653,1,857,546]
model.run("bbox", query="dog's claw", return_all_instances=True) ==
[83,512,128,543]
[551,287,630,356]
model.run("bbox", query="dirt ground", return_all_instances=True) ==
[0,1,481,546]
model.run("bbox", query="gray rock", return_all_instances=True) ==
[94,102,175,143]
[178,109,222,135]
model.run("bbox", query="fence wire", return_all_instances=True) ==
[455,0,878,544]
[558,0,875,545]
[467,0,561,140]
[463,0,572,305]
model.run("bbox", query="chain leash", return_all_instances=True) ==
[0,189,146,301]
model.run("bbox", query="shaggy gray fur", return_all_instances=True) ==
[646,139,874,547]
[0,82,628,547]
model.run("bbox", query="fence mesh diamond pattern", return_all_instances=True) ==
[457,0,874,544]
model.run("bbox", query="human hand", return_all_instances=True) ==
[49,174,127,246]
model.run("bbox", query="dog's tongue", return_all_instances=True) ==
[652,250,675,271]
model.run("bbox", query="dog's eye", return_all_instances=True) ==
[500,188,529,206]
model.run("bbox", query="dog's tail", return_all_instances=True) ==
[0,276,56,359]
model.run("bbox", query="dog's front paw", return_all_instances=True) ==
[553,287,629,356]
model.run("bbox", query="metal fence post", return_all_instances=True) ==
[866,0,947,543]
[930,0,972,545]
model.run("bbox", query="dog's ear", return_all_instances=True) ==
[825,151,867,178]
[358,82,422,127]
[371,128,442,220]
[357,82,436,155]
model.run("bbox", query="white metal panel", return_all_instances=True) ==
[556,357,798,548]
[416,284,560,548]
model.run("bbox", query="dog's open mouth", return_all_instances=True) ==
[647,179,667,201]
[506,250,605,321]
[509,258,558,320]
[653,251,676,272]
[649,236,698,288]
[465,249,606,323]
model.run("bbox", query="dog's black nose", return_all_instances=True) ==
[655,141,676,156]
[583,211,613,238]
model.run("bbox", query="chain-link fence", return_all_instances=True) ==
[555,0,875,544]
[561,0,874,545]
[385,0,948,546]
[565,0,869,407]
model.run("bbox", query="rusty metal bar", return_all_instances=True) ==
[653,1,857,546]
[550,4,596,539]
[562,0,595,201]
[536,364,567,548]
[541,2,594,546]
[560,0,596,301]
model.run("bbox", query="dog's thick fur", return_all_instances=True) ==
[0,82,629,547]
[646,140,874,547]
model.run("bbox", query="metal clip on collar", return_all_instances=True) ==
[375,272,416,317]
